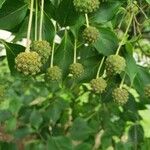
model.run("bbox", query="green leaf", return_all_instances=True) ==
[5,118,17,132]
[0,0,5,8]
[90,2,121,23]
[14,127,34,139]
[0,0,28,30]
[0,142,17,150]
[43,12,55,43]
[124,45,138,84]
[54,30,74,78]
[47,136,73,150]
[0,110,12,122]
[128,124,144,144]
[30,110,43,129]
[94,27,118,56]
[70,117,93,141]
[70,15,85,38]
[133,67,150,96]
[56,0,79,27]
[145,0,150,4]
[1,41,25,75]
[25,141,45,150]
[45,99,68,125]
[74,143,92,150]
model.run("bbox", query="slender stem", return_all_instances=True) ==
[26,0,34,52]
[119,73,126,88]
[96,57,105,78]
[39,0,44,41]
[73,39,77,63]
[50,22,57,67]
[35,0,38,41]
[85,13,89,27]
[135,3,149,20]
[115,12,134,55]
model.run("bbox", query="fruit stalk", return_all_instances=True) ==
[26,0,34,52]
[119,73,126,89]
[115,12,134,55]
[35,0,38,40]
[39,0,44,40]
[85,13,89,27]
[73,39,77,63]
[96,56,105,78]
[50,22,57,67]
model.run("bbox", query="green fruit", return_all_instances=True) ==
[46,66,62,81]
[105,55,126,75]
[144,84,150,98]
[90,77,107,93]
[15,52,42,76]
[69,63,84,78]
[73,0,100,13]
[83,26,99,44]
[31,40,51,64]
[112,87,129,105]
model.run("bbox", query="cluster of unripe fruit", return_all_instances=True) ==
[14,0,150,106]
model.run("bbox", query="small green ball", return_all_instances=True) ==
[31,40,51,64]
[90,77,107,93]
[83,26,99,44]
[15,52,42,76]
[144,84,150,99]
[69,63,84,78]
[46,66,62,81]
[105,55,126,75]
[112,87,129,105]
[73,0,100,13]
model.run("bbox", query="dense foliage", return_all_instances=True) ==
[0,0,150,149]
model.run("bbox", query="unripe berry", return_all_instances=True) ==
[112,87,129,105]
[15,52,42,76]
[90,77,107,93]
[83,26,99,44]
[31,40,51,64]
[46,66,62,81]
[144,84,150,99]
[69,63,84,78]
[105,55,126,75]
[73,0,100,13]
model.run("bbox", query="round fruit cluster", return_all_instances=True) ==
[105,55,126,75]
[83,26,99,44]
[69,63,84,78]
[15,52,42,76]
[112,87,129,105]
[46,66,62,82]
[73,0,100,13]
[90,77,107,93]
[31,40,51,64]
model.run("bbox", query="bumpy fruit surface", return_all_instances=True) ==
[105,55,126,75]
[90,77,107,93]
[31,40,51,64]
[73,0,100,13]
[15,52,42,76]
[69,63,84,78]
[46,66,62,81]
[144,84,150,98]
[112,87,129,105]
[83,26,99,44]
